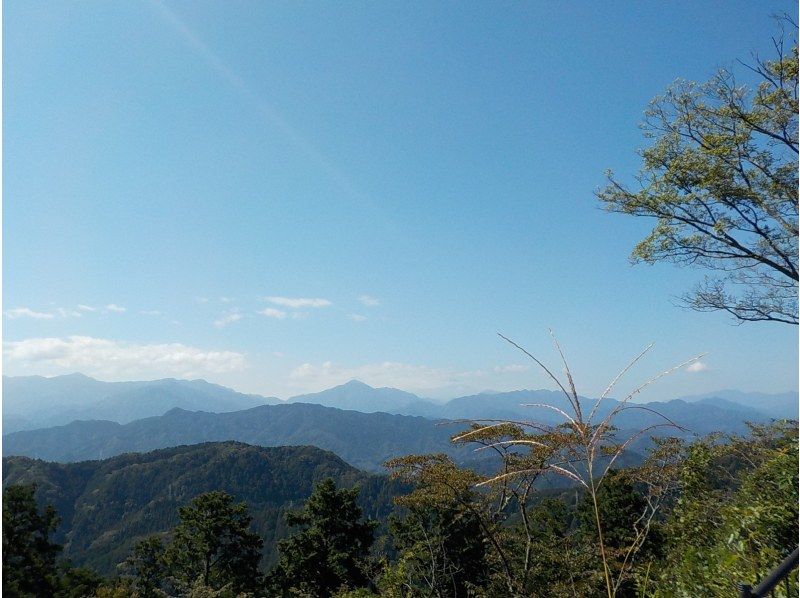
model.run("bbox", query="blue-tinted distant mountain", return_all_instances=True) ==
[2,374,279,432]
[288,379,438,415]
[3,387,781,469]
[2,402,469,471]
[285,384,786,434]
[438,389,584,422]
[680,389,798,420]
[436,391,776,435]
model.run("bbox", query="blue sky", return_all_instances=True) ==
[4,0,798,400]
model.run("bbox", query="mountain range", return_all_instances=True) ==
[2,402,472,471]
[2,375,795,578]
[4,379,793,469]
[2,442,405,575]
[5,374,796,434]
[680,389,798,420]
[2,374,278,432]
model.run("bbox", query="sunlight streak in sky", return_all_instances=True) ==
[149,0,376,211]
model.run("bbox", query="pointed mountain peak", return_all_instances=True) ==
[340,379,374,390]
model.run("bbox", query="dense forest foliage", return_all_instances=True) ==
[3,421,797,597]
[2,443,406,574]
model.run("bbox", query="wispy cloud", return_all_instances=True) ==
[686,361,709,373]
[263,297,331,309]
[348,314,368,322]
[77,304,96,312]
[140,310,162,316]
[4,307,56,320]
[493,364,530,373]
[258,308,287,320]
[358,295,380,307]
[195,297,210,304]
[213,313,244,329]
[105,304,127,313]
[219,297,235,303]
[4,336,246,378]
[55,308,82,318]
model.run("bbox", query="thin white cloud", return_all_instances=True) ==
[258,308,287,320]
[219,297,234,303]
[686,361,709,373]
[105,304,127,313]
[493,364,530,373]
[263,297,331,309]
[348,314,368,322]
[358,295,380,307]
[195,297,210,304]
[3,336,246,378]
[4,306,99,320]
[4,308,55,320]
[140,310,162,316]
[288,361,484,394]
[213,313,244,329]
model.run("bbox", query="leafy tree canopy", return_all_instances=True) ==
[598,22,798,324]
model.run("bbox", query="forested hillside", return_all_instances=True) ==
[2,442,406,575]
[4,422,796,596]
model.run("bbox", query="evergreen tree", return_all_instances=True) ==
[56,564,107,598]
[269,478,377,597]
[119,536,168,597]
[2,484,62,597]
[162,491,263,594]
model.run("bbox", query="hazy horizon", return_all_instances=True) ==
[3,370,797,405]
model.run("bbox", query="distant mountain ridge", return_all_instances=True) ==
[2,374,279,432]
[3,374,794,438]
[2,402,471,471]
[3,390,784,468]
[680,389,798,420]
[288,379,439,414]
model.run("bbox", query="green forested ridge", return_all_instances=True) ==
[2,442,406,576]
[3,422,796,597]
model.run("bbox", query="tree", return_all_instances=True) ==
[269,478,377,597]
[598,23,798,324]
[119,536,168,597]
[2,484,62,597]
[575,471,664,598]
[162,491,263,595]
[650,422,798,596]
[384,497,489,597]
[56,564,107,598]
